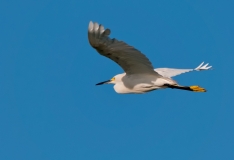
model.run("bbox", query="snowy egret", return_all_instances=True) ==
[88,21,212,94]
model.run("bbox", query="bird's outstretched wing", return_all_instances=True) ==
[88,21,160,76]
[154,62,212,78]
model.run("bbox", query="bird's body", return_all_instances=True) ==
[110,73,176,94]
[88,21,212,94]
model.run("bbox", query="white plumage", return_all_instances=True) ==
[155,62,212,78]
[88,21,212,94]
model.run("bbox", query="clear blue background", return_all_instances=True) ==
[0,0,233,159]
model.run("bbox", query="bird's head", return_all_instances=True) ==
[96,74,125,86]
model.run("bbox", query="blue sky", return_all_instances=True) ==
[0,0,233,159]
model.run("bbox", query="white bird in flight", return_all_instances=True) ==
[88,21,212,94]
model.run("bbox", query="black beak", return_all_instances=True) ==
[96,80,111,85]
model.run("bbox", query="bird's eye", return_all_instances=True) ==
[111,77,115,81]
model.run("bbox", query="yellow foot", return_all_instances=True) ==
[190,86,206,92]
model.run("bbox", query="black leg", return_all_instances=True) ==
[163,84,194,91]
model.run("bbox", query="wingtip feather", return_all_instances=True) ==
[88,21,111,48]
[195,62,204,70]
[88,21,94,31]
[207,66,212,70]
[194,62,212,71]
[93,22,99,31]
[203,63,209,67]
